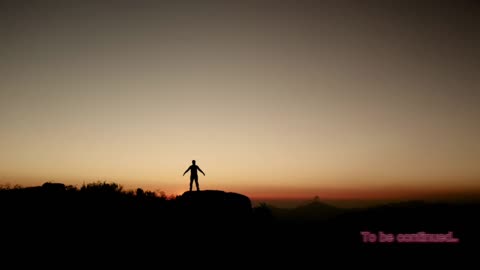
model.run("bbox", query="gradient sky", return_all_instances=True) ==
[1,0,479,200]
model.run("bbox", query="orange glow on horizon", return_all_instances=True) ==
[2,176,480,202]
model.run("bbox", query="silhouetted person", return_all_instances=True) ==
[183,160,205,191]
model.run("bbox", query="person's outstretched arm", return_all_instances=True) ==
[198,167,205,176]
[183,166,191,176]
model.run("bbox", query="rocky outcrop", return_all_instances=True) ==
[41,182,66,192]
[176,190,252,220]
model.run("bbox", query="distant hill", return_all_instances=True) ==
[267,198,343,221]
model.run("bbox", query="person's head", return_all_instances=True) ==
[192,160,196,165]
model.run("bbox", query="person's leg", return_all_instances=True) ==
[189,177,193,191]
[195,177,200,191]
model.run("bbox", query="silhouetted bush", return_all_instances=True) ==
[80,181,123,194]
[253,202,274,221]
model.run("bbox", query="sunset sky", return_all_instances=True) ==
[1,0,479,202]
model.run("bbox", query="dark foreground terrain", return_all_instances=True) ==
[1,182,478,264]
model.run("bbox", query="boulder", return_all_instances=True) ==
[176,190,252,220]
[41,182,66,192]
